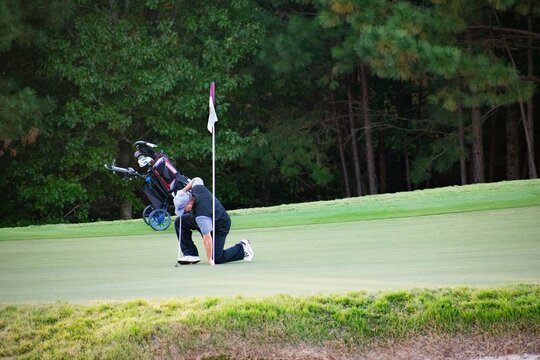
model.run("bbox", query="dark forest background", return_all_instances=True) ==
[1,0,539,226]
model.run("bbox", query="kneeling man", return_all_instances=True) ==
[173,177,254,265]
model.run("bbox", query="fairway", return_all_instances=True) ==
[1,206,539,303]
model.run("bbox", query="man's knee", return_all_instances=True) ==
[214,251,225,264]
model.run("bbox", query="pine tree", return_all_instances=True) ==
[322,0,535,185]
[318,0,465,190]
[428,0,536,182]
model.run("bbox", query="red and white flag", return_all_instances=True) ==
[207,82,218,133]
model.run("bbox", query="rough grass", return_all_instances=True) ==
[1,179,539,241]
[1,285,539,359]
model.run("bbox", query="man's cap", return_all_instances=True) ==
[174,191,192,217]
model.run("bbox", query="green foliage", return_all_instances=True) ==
[259,16,324,75]
[0,0,538,225]
[354,25,462,80]
[406,105,467,184]
[246,5,341,205]
[0,0,61,153]
[241,113,334,204]
[323,0,465,81]
[1,0,264,225]
[0,80,55,151]
[0,0,74,51]
[459,53,534,107]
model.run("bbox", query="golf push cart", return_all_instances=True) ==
[105,141,190,231]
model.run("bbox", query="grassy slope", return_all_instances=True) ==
[232,179,540,228]
[1,286,539,359]
[1,179,540,241]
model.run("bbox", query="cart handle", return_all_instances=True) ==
[104,162,145,179]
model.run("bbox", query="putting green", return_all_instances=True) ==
[1,206,539,303]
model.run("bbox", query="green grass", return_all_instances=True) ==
[1,180,539,358]
[1,286,539,359]
[231,179,540,229]
[2,179,539,241]
[1,205,539,302]
[0,180,539,303]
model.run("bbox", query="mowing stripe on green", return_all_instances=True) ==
[0,206,538,302]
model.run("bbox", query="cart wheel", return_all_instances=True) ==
[148,209,171,231]
[143,205,154,225]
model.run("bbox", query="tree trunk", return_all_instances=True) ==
[110,0,118,19]
[378,134,386,193]
[517,99,537,179]
[347,81,363,196]
[331,92,351,197]
[488,115,496,182]
[119,140,133,219]
[120,201,132,220]
[525,12,537,178]
[403,144,412,191]
[360,65,378,195]
[457,106,468,185]
[471,106,485,183]
[526,107,535,177]
[506,105,520,180]
[501,13,537,179]
[337,123,351,197]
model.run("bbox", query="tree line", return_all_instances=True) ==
[0,0,538,226]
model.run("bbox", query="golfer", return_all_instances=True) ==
[173,177,254,265]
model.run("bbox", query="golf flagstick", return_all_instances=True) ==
[211,119,216,264]
[175,230,181,267]
[175,216,182,267]
[208,82,218,265]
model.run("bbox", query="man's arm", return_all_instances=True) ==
[196,215,214,266]
[201,233,214,266]
[177,180,193,194]
[177,177,204,193]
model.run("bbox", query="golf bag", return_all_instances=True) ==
[105,141,190,231]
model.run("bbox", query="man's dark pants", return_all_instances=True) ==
[174,213,244,264]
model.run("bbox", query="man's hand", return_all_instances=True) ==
[179,179,194,193]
